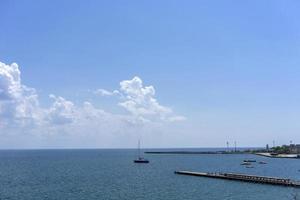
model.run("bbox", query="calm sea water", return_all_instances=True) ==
[0,149,299,200]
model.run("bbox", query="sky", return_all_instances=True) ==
[1,0,300,148]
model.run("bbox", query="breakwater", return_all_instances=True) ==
[175,171,300,187]
[145,151,247,154]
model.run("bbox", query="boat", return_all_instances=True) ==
[246,166,254,168]
[244,159,256,162]
[134,157,149,163]
[241,162,252,166]
[134,140,149,164]
[259,161,267,164]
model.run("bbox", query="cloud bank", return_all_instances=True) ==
[0,61,185,148]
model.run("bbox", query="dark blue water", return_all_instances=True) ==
[0,149,299,200]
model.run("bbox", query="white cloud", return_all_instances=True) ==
[99,76,186,122]
[0,61,185,148]
[46,95,76,125]
[0,62,41,128]
[168,115,187,122]
[94,89,119,96]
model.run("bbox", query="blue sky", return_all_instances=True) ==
[1,1,300,148]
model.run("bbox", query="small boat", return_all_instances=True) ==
[134,140,149,164]
[259,161,267,164]
[246,166,254,168]
[244,159,256,163]
[134,157,149,163]
[241,162,252,166]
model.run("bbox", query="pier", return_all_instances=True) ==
[145,151,247,155]
[175,171,300,187]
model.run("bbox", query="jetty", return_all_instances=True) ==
[145,151,247,155]
[175,171,300,187]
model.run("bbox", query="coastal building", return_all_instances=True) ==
[266,144,269,151]
[289,144,300,154]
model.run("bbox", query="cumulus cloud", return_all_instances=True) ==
[0,61,185,147]
[0,62,41,127]
[46,95,76,125]
[97,76,186,122]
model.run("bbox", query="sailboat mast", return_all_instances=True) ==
[133,138,149,163]
[138,139,141,158]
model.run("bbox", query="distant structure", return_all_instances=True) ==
[288,144,300,154]
[266,144,269,151]
[226,141,229,152]
[234,141,237,152]
[273,143,300,154]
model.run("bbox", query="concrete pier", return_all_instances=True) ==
[175,171,300,187]
[145,151,246,155]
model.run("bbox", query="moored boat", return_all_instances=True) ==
[133,140,149,164]
[241,162,252,166]
[134,157,149,163]
[244,159,256,162]
[259,161,267,164]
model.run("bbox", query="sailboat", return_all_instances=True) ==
[134,140,149,163]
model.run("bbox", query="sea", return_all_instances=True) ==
[0,148,299,200]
